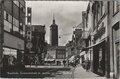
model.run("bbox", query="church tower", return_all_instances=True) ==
[50,15,58,46]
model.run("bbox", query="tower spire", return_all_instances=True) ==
[53,13,55,24]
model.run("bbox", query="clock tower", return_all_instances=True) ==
[50,15,58,46]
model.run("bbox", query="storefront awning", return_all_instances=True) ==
[83,38,106,50]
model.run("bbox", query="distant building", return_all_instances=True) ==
[50,16,58,46]
[31,25,46,54]
[24,25,46,65]
[46,46,66,65]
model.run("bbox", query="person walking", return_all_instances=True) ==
[63,60,66,67]
[85,58,90,72]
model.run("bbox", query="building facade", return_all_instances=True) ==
[0,0,26,76]
[46,46,66,65]
[80,1,120,79]
[24,25,46,65]
[108,1,120,79]
[56,46,66,65]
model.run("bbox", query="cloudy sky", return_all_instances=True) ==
[26,1,89,46]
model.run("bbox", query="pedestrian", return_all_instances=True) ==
[85,58,90,72]
[63,60,66,67]
[35,55,39,66]
[1,55,9,76]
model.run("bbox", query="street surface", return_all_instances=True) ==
[44,64,107,79]
[2,64,110,79]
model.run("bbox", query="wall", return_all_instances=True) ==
[3,32,24,50]
[108,1,120,78]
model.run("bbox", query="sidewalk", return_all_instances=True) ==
[73,64,106,79]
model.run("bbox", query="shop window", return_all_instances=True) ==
[3,48,10,55]
[3,47,17,66]
[101,2,105,16]
[4,11,12,23]
[113,1,119,15]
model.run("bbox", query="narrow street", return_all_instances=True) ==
[0,0,119,79]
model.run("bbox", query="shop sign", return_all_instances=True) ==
[94,23,105,40]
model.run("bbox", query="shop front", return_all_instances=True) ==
[93,40,106,76]
[2,32,25,75]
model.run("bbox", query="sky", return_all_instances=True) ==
[26,1,89,46]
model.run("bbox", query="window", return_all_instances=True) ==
[114,27,120,41]
[23,31,25,37]
[3,47,17,58]
[57,51,65,59]
[4,20,12,32]
[4,11,12,32]
[113,1,119,14]
[4,11,6,19]
[13,1,19,7]
[13,25,19,32]
[20,22,23,30]
[20,4,25,13]
[8,14,12,23]
[4,11,12,23]
[98,1,105,21]
[20,30,25,37]
[6,13,8,21]
[13,17,19,27]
